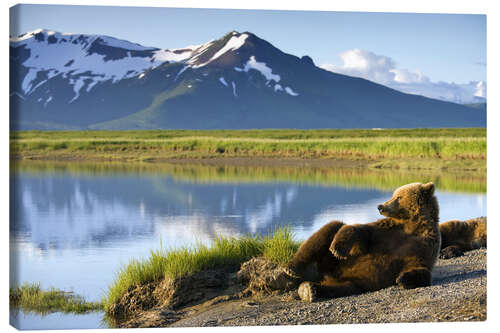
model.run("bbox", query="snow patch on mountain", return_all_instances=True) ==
[219,77,228,86]
[97,35,156,51]
[187,41,218,68]
[284,86,299,96]
[68,79,86,103]
[236,56,281,83]
[210,34,249,63]
[30,79,48,93]
[152,49,193,62]
[11,29,68,42]
[10,29,43,42]
[22,69,39,93]
[44,96,52,108]
[274,84,283,92]
[175,65,189,81]
[86,81,98,92]
[180,40,215,54]
[232,82,237,97]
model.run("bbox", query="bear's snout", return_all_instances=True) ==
[377,204,385,212]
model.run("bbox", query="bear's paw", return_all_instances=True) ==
[298,281,317,302]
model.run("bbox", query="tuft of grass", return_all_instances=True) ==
[103,227,300,312]
[262,226,300,265]
[10,283,103,315]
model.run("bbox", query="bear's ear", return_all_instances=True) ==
[421,182,435,195]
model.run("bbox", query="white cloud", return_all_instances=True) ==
[322,49,396,85]
[391,68,429,84]
[321,49,486,104]
[390,80,486,104]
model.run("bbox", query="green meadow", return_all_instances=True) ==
[10,128,486,168]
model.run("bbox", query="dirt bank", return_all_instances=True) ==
[14,154,486,172]
[116,248,486,328]
[15,154,372,168]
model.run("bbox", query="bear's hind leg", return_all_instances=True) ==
[287,221,344,277]
[298,277,362,302]
[440,245,464,259]
[396,267,431,289]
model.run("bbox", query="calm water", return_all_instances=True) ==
[9,162,487,330]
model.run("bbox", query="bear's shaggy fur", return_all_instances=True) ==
[439,217,486,259]
[286,182,441,302]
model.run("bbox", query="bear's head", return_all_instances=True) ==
[377,182,438,221]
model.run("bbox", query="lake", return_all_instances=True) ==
[9,161,486,329]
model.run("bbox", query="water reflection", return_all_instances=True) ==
[10,310,106,330]
[9,161,486,329]
[11,171,391,250]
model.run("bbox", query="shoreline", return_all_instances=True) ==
[11,155,486,172]
[117,248,486,328]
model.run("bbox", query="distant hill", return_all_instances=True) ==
[10,29,486,130]
[464,103,487,112]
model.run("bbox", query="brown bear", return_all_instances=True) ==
[439,217,486,259]
[284,182,441,302]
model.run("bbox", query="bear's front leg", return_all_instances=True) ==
[287,221,345,277]
[396,268,431,289]
[329,225,359,259]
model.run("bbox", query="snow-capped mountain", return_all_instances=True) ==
[10,29,485,130]
[10,29,216,102]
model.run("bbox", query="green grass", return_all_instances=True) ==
[10,283,103,315]
[9,128,487,140]
[10,128,486,164]
[103,227,300,313]
[261,227,300,265]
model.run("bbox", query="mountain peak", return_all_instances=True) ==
[10,28,63,42]
[10,29,158,52]
[186,31,251,68]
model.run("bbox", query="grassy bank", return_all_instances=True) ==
[103,228,299,313]
[10,129,486,169]
[11,229,298,316]
[10,283,103,315]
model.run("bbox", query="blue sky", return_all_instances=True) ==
[10,4,486,102]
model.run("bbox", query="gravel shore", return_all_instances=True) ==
[121,248,486,327]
